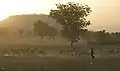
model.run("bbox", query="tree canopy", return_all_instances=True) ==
[33,20,58,39]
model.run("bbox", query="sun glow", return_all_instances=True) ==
[0,0,105,21]
[0,0,120,31]
[0,0,100,21]
[0,0,34,21]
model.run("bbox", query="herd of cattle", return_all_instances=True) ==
[2,47,120,58]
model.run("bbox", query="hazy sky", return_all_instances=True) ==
[0,0,120,32]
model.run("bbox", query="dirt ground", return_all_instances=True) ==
[0,56,120,71]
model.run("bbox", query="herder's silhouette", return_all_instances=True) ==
[91,48,95,59]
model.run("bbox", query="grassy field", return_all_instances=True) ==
[0,56,120,71]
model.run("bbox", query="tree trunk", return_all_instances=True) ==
[41,36,44,40]
[70,41,75,50]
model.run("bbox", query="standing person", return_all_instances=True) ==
[89,48,95,65]
[91,48,95,59]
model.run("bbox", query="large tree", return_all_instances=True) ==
[49,2,91,50]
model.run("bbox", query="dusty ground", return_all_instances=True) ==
[0,57,120,71]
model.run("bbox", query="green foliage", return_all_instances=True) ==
[33,20,58,39]
[49,2,91,48]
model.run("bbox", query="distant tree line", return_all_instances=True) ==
[81,30,120,45]
[33,19,120,45]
